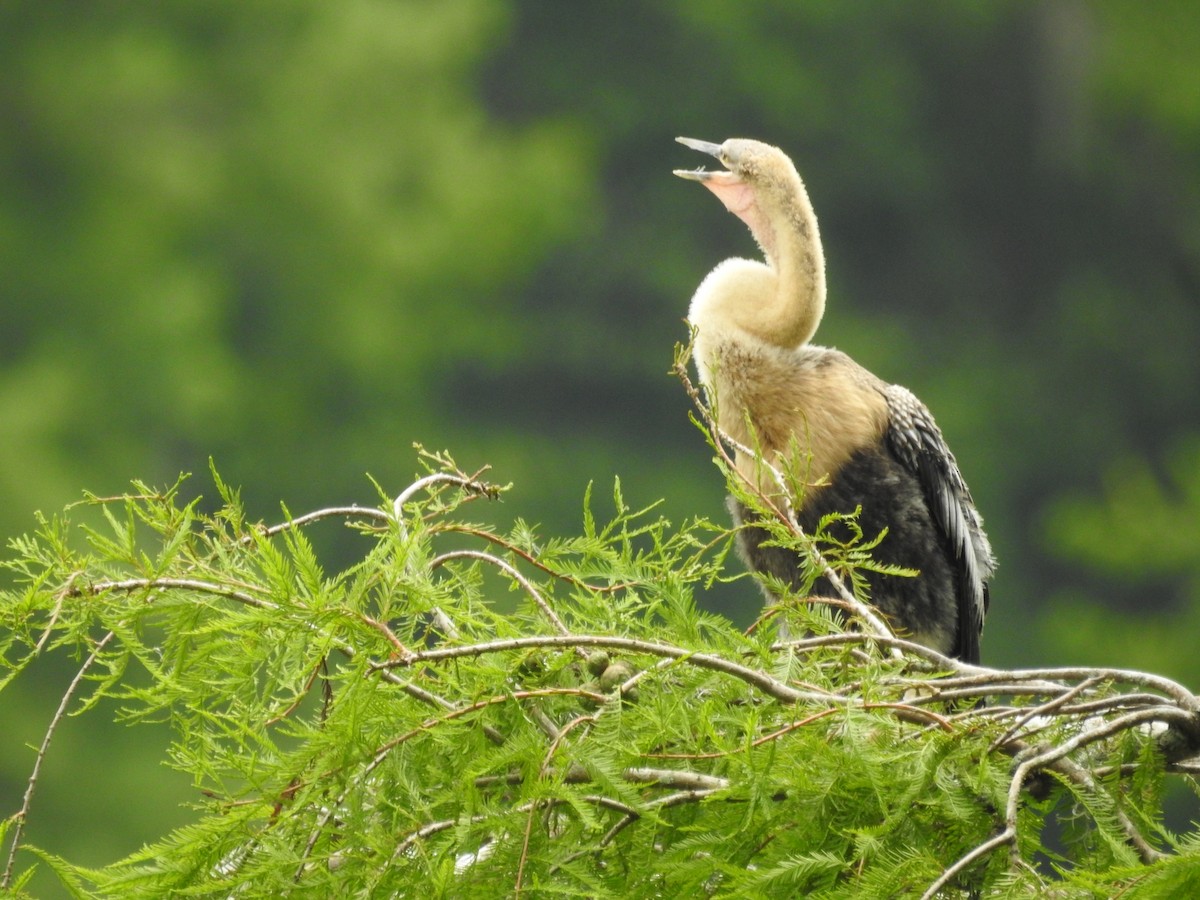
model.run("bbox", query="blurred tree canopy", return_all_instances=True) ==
[3,0,1200,886]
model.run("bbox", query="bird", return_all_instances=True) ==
[674,136,995,663]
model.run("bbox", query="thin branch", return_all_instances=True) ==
[252,505,392,541]
[900,665,1199,712]
[527,706,564,741]
[67,576,277,611]
[615,655,676,697]
[393,814,488,861]
[988,676,1103,752]
[623,768,730,791]
[779,632,1200,727]
[514,794,539,898]
[540,716,597,778]
[392,471,499,527]
[376,633,826,705]
[3,630,115,889]
[777,631,968,670]
[430,549,572,639]
[36,573,80,652]
[920,828,1014,900]
[598,793,702,862]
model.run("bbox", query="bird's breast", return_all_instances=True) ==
[701,338,889,504]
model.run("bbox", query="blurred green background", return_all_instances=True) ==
[3,0,1200,887]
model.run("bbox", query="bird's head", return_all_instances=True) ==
[674,137,802,262]
[673,137,785,182]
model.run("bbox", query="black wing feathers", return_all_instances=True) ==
[883,386,991,663]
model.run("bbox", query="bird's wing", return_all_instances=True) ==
[882,385,993,663]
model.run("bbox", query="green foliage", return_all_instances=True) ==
[3,2,1200,888]
[2,453,1197,897]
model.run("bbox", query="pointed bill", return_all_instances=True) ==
[673,137,738,183]
[672,135,762,249]
[675,136,723,157]
[676,136,739,186]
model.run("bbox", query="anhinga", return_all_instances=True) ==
[675,137,995,663]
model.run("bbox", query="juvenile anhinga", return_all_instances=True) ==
[675,137,994,663]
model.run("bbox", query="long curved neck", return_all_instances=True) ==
[691,166,826,351]
[752,177,826,348]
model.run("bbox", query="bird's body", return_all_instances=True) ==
[676,137,994,662]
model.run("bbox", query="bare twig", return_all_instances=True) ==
[919,828,1014,900]
[376,633,830,705]
[623,768,729,791]
[988,676,1103,752]
[392,471,499,528]
[67,576,276,610]
[3,630,116,889]
[251,505,392,541]
[430,549,572,639]
[334,641,504,744]
[35,573,80,652]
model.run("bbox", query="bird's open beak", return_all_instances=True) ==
[673,136,759,228]
[673,137,736,183]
